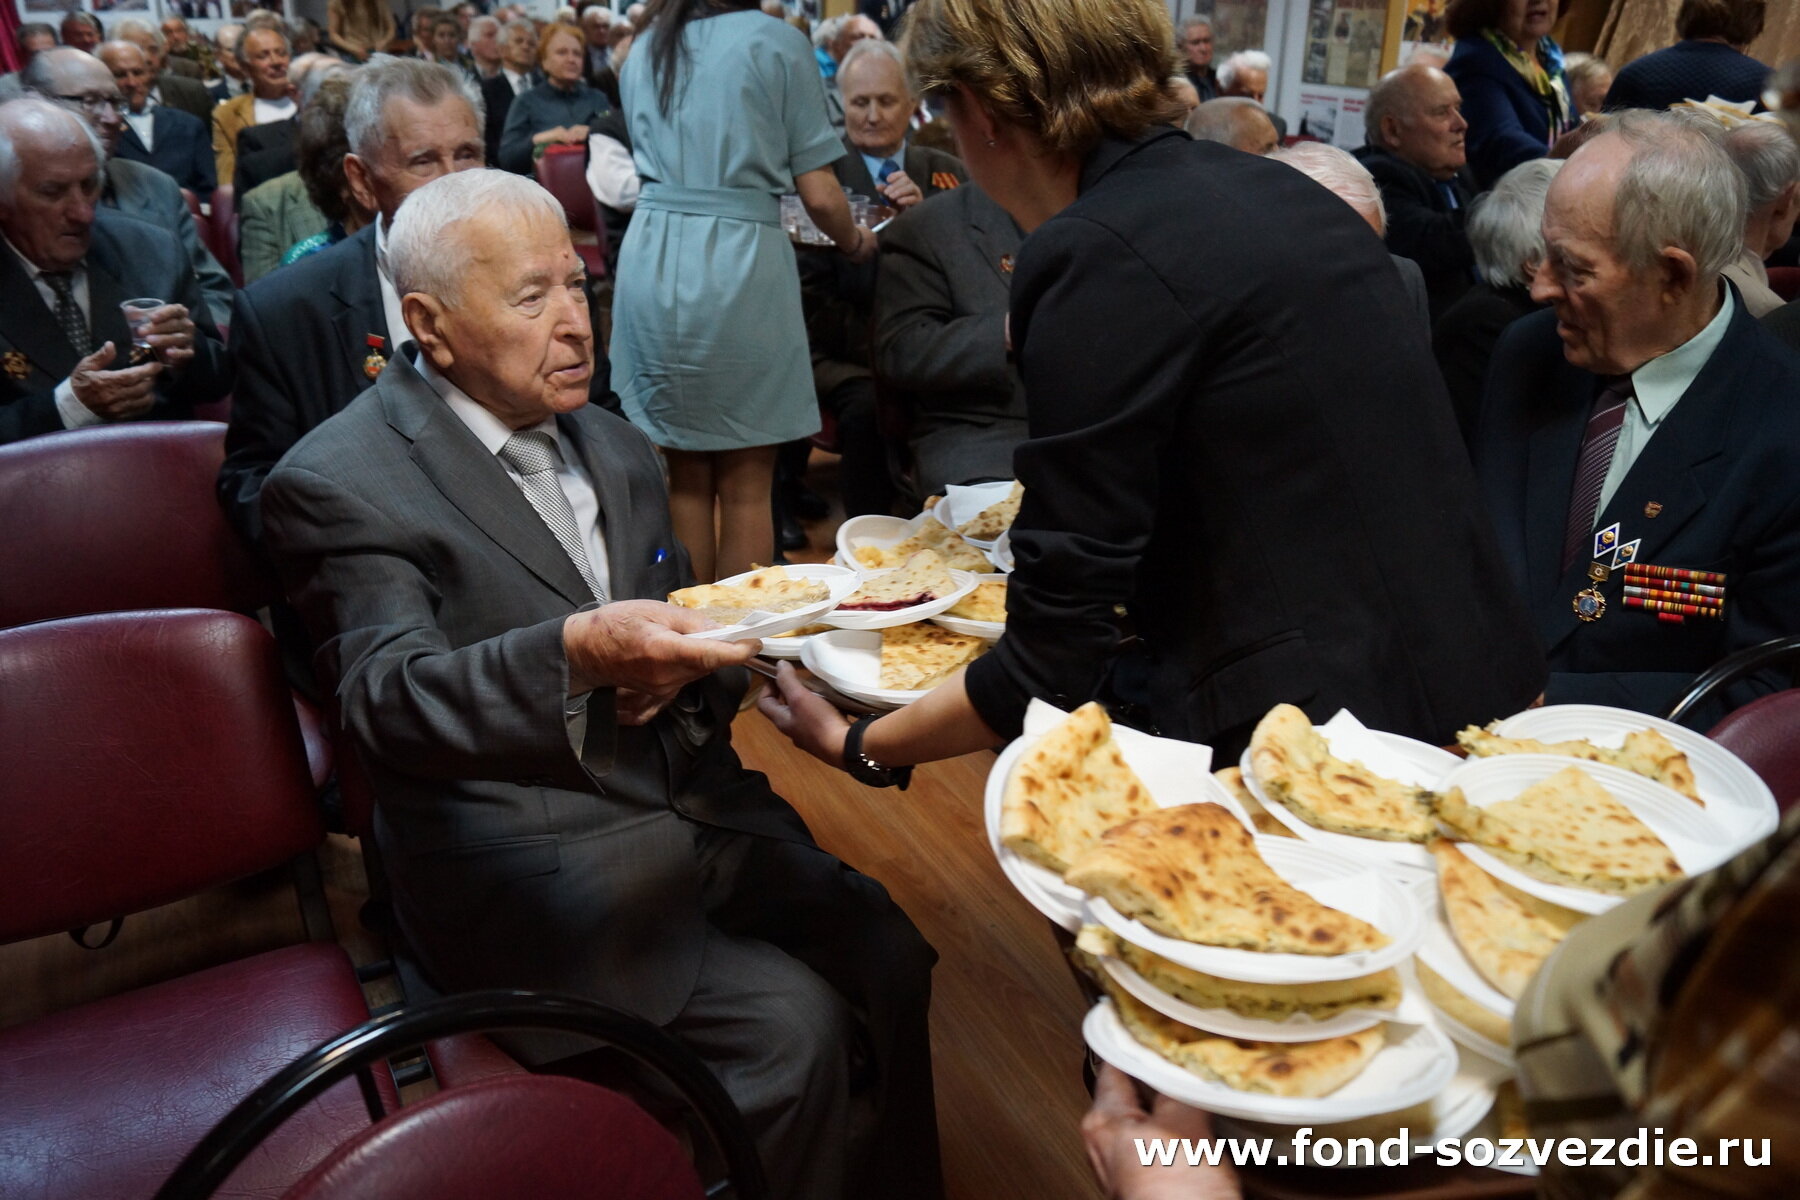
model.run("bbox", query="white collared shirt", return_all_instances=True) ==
[1598,285,1736,516]
[252,95,296,125]
[372,217,410,361]
[124,100,156,151]
[417,352,612,600]
[503,67,531,96]
[3,230,101,430]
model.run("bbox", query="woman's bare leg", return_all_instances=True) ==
[664,448,718,583]
[713,444,779,581]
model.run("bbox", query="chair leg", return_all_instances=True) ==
[290,849,336,943]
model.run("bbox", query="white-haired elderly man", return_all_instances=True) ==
[1178,16,1218,102]
[1433,158,1561,443]
[1185,96,1279,156]
[1705,119,1800,319]
[1354,63,1477,320]
[110,17,215,120]
[1475,111,1800,723]
[211,22,292,185]
[260,167,942,1200]
[0,98,229,443]
[1218,49,1271,105]
[97,39,216,196]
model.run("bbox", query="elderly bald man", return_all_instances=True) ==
[97,40,215,196]
[0,98,229,443]
[260,167,943,1200]
[21,48,232,320]
[1355,62,1477,319]
[1476,111,1800,722]
[1186,96,1279,155]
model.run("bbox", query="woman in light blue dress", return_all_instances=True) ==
[611,0,874,581]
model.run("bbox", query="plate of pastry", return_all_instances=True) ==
[669,564,859,641]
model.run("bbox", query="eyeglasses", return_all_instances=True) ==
[52,93,126,115]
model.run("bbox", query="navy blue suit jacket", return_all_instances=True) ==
[1473,292,1800,721]
[1446,35,1565,189]
[1605,40,1770,113]
[114,105,217,198]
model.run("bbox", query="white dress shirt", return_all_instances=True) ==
[373,217,411,361]
[3,231,101,430]
[585,131,640,211]
[503,67,531,96]
[124,98,156,152]
[252,96,296,125]
[417,352,612,600]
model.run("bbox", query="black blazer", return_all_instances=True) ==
[480,69,542,169]
[961,131,1544,756]
[114,105,217,197]
[1356,145,1475,320]
[1446,35,1566,189]
[233,118,296,196]
[1765,297,1800,355]
[1473,295,1800,719]
[0,209,231,444]
[1433,281,1541,446]
[219,222,621,547]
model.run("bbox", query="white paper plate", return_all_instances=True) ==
[681,564,860,641]
[1238,714,1458,871]
[1493,704,1778,845]
[984,702,1244,931]
[797,628,975,710]
[1085,837,1426,983]
[1083,999,1459,1124]
[758,628,827,659]
[1409,918,1517,1068]
[1099,955,1421,1042]
[833,513,928,572]
[929,577,1006,640]
[1220,1045,1507,1165]
[822,568,980,631]
[933,480,1017,548]
[1459,1088,1541,1176]
[989,529,1014,573]
[1437,755,1734,915]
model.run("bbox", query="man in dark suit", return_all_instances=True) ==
[1356,63,1477,321]
[261,168,940,1200]
[479,18,541,168]
[231,117,296,194]
[873,181,1024,495]
[0,100,229,444]
[1475,113,1800,720]
[98,40,216,197]
[793,37,965,517]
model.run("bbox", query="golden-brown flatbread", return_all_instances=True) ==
[1094,966,1385,1098]
[1077,925,1401,1021]
[1065,803,1389,955]
[957,481,1023,541]
[1415,960,1513,1048]
[853,515,993,573]
[839,550,955,610]
[1215,766,1298,839]
[1457,724,1702,805]
[1249,705,1435,842]
[667,567,828,625]
[943,578,1006,623]
[1000,702,1159,875]
[878,623,986,691]
[1433,767,1683,896]
[1430,840,1583,999]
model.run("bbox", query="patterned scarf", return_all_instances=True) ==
[1483,27,1574,145]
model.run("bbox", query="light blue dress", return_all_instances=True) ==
[610,12,843,451]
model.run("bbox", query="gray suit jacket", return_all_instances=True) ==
[873,181,1026,493]
[156,72,215,124]
[106,157,234,328]
[260,354,811,1027]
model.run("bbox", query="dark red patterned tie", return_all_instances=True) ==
[1561,376,1633,573]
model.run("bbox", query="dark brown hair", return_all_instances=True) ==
[641,0,759,115]
[1444,0,1572,42]
[297,77,354,223]
[1675,0,1765,45]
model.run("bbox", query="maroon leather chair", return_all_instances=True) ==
[0,424,330,789]
[1766,266,1800,303]
[1707,689,1800,812]
[535,146,607,279]
[0,610,394,1200]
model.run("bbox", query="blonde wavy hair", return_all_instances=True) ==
[901,0,1186,157]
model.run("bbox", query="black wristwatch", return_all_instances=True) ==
[842,715,912,790]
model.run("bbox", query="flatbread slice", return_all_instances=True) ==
[1415,960,1513,1049]
[1065,803,1389,955]
[1093,965,1384,1098]
[1430,840,1583,999]
[855,516,994,573]
[944,578,1006,623]
[1249,704,1435,842]
[1433,766,1683,896]
[1457,724,1702,805]
[878,623,986,690]
[1000,702,1157,875]
[839,550,955,611]
[1077,925,1401,1021]
[957,481,1023,541]
[1215,766,1297,839]
[667,567,829,625]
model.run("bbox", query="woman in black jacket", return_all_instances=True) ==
[761,0,1544,778]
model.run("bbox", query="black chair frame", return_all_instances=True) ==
[1665,635,1800,726]
[153,989,769,1200]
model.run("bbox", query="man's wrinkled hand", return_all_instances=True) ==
[755,660,852,766]
[563,600,757,716]
[878,169,923,211]
[1082,1064,1241,1200]
[71,341,161,421]
[135,303,196,369]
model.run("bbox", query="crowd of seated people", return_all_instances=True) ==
[3,0,1800,1196]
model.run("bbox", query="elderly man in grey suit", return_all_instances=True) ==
[260,170,942,1200]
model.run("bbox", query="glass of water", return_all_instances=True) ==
[119,298,165,364]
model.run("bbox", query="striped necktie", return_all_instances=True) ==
[1560,375,1633,573]
[43,271,91,357]
[498,430,604,602]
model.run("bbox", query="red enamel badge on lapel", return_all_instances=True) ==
[363,334,387,380]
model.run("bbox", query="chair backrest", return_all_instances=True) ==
[180,187,205,226]
[0,423,278,628]
[536,146,599,235]
[0,610,323,944]
[210,183,242,286]
[279,1075,706,1200]
[1767,266,1800,304]
[1707,689,1800,812]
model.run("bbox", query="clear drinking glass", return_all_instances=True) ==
[119,298,165,364]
